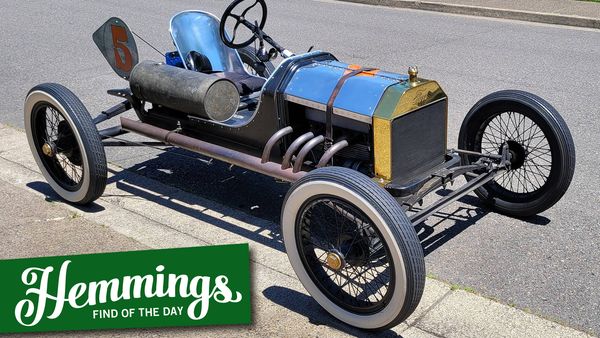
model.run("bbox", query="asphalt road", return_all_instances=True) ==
[1,0,599,334]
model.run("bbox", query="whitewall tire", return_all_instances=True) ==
[281,167,425,330]
[24,83,107,205]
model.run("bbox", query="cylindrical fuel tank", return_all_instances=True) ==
[129,61,240,122]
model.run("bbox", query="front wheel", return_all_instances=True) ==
[24,83,107,205]
[281,167,425,330]
[458,90,575,217]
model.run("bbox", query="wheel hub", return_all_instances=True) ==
[55,121,82,166]
[326,251,345,271]
[501,140,527,170]
[41,143,55,157]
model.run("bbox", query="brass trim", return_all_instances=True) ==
[373,80,447,121]
[391,81,446,119]
[408,66,419,87]
[395,97,447,119]
[373,97,448,182]
[373,117,392,181]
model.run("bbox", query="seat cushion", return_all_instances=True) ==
[214,72,266,96]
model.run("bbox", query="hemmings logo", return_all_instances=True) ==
[16,261,242,326]
[0,245,251,333]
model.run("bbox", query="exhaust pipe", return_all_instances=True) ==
[120,117,306,182]
[293,135,325,173]
[317,140,349,168]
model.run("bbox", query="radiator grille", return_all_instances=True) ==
[390,99,447,184]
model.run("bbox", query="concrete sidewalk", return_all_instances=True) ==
[0,123,594,337]
[337,0,600,29]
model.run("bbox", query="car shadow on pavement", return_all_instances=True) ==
[26,147,552,260]
[26,181,106,213]
[99,149,551,256]
[262,286,402,337]
[413,190,550,256]
[413,198,487,257]
[108,169,287,253]
[107,148,290,223]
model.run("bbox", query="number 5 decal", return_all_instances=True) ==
[111,25,133,72]
[93,17,138,79]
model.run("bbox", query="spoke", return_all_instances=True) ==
[523,163,551,179]
[483,111,554,194]
[513,168,526,193]
[519,168,532,193]
[523,166,543,190]
[486,120,507,144]
[528,146,552,154]
[519,120,539,145]
[527,151,552,163]
[510,112,523,140]
[499,113,511,139]
[529,154,553,165]
[513,113,524,139]
[481,133,500,150]
[298,196,391,312]
[506,112,518,139]
[498,171,509,187]
[525,127,545,150]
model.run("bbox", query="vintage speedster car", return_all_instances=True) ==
[24,0,575,330]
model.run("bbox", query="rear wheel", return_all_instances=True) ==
[24,83,107,205]
[458,90,575,217]
[281,167,425,330]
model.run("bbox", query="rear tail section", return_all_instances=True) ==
[92,17,138,79]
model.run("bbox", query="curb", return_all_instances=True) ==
[338,0,600,29]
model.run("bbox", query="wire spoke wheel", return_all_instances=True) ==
[297,196,393,314]
[458,90,575,217]
[25,83,107,205]
[478,111,552,195]
[31,104,84,191]
[282,167,425,330]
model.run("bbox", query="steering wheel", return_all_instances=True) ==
[220,0,268,49]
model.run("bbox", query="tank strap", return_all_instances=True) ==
[325,67,377,147]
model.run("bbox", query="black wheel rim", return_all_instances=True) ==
[31,103,84,191]
[475,110,553,199]
[295,195,395,314]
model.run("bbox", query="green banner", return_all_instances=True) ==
[0,244,251,333]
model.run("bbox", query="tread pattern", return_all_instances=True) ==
[28,83,107,204]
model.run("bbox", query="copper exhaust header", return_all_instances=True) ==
[120,117,306,182]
